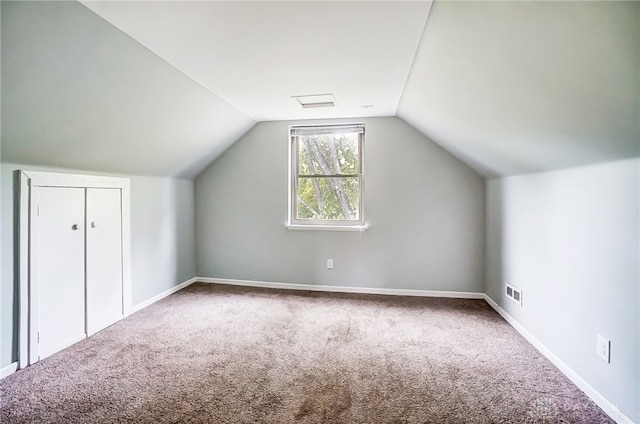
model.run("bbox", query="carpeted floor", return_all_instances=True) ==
[1,283,614,423]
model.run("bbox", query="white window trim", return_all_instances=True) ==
[286,224,369,232]
[287,123,367,230]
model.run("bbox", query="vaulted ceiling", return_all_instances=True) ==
[399,1,640,177]
[1,1,254,178]
[2,1,638,178]
[82,1,431,122]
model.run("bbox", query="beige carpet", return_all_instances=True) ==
[1,283,613,423]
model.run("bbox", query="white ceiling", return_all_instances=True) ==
[398,1,640,177]
[2,1,638,178]
[81,1,432,122]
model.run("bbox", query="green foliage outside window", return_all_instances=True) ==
[296,133,361,221]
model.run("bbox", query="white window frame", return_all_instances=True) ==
[287,123,367,231]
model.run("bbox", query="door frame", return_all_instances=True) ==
[17,170,132,368]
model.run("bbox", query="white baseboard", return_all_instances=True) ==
[483,294,635,424]
[197,277,485,299]
[1,362,18,379]
[129,277,198,315]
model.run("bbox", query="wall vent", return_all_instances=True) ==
[506,283,523,306]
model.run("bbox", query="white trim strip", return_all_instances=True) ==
[21,170,130,189]
[120,188,133,316]
[483,294,636,424]
[286,224,369,232]
[18,172,30,370]
[1,362,18,379]
[197,277,485,299]
[290,122,363,136]
[128,277,198,315]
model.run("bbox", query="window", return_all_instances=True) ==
[288,123,365,228]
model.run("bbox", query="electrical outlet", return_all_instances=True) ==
[326,259,333,270]
[596,334,610,363]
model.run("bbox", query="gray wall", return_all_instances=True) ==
[1,1,255,179]
[485,158,639,422]
[1,163,196,368]
[129,176,196,305]
[195,116,485,292]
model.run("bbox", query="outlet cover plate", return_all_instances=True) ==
[596,334,610,363]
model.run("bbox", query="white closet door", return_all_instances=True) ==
[36,186,86,360]
[86,188,123,335]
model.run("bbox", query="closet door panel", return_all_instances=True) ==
[36,187,86,360]
[86,188,123,335]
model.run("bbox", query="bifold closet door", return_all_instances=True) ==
[86,188,123,335]
[36,187,86,360]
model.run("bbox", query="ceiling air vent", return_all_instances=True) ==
[293,94,336,109]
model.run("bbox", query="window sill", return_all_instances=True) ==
[286,224,369,232]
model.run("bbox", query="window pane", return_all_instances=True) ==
[297,133,359,176]
[297,177,360,220]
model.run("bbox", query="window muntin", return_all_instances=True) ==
[289,124,364,226]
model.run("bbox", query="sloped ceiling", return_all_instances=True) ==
[1,1,255,178]
[398,1,640,177]
[2,1,639,178]
[81,1,431,121]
